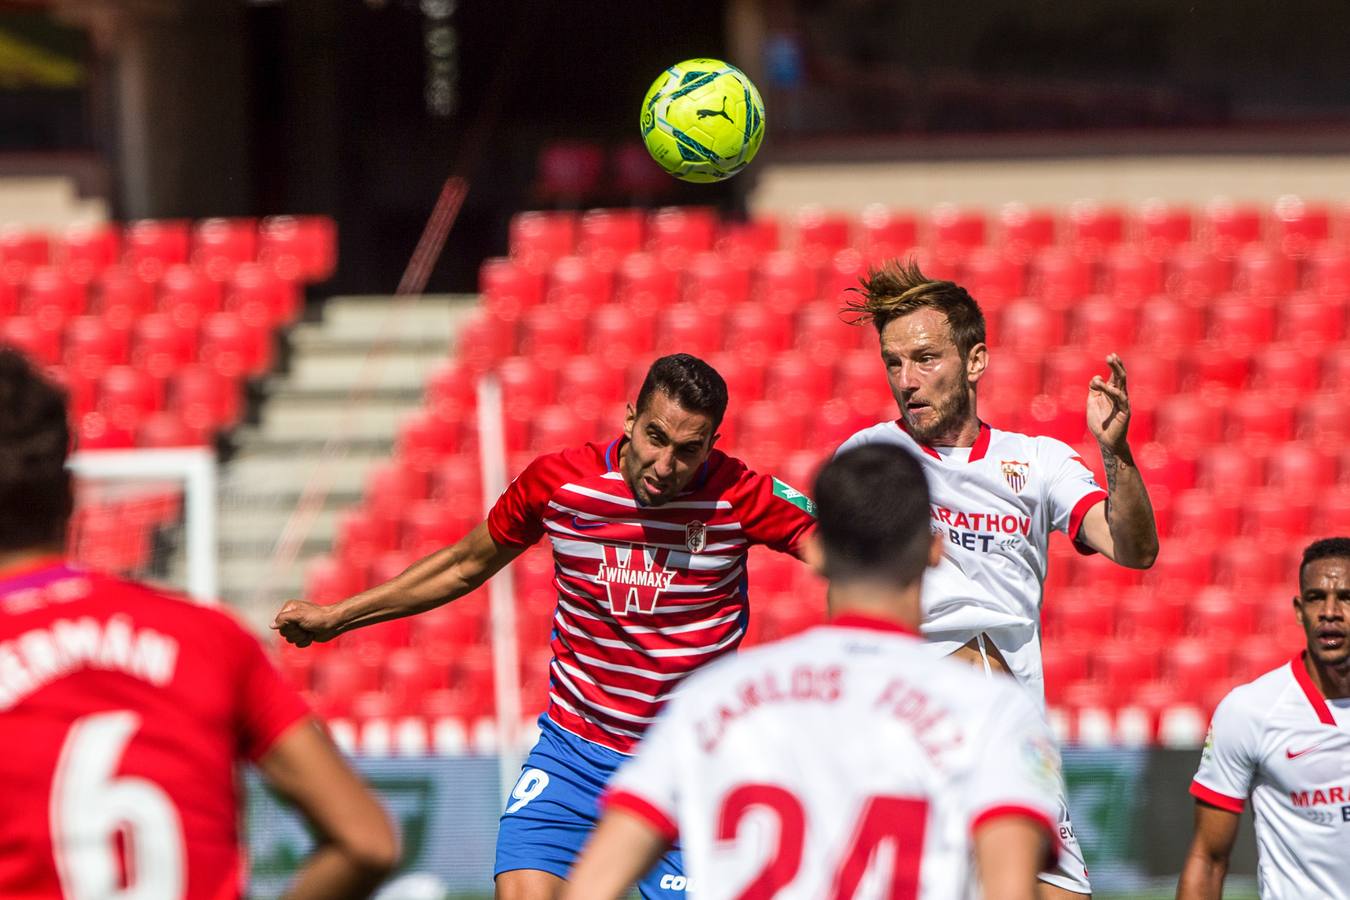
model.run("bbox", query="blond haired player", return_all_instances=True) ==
[563,444,1061,900]
[1179,537,1350,900]
[836,259,1159,897]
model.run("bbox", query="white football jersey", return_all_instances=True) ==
[836,421,1107,703]
[1191,653,1350,900]
[606,615,1061,900]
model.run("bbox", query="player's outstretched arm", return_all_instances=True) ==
[1176,802,1240,900]
[560,809,670,900]
[1080,353,1159,569]
[258,718,400,900]
[272,521,525,645]
[973,815,1052,900]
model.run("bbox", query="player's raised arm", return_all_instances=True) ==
[1175,802,1240,900]
[272,521,524,646]
[974,816,1051,900]
[1077,353,1159,568]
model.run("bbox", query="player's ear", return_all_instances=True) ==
[802,530,826,577]
[624,403,637,439]
[965,342,989,386]
[1293,594,1306,628]
[927,531,945,568]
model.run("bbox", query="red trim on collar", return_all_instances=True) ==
[893,420,991,462]
[1291,651,1337,726]
[605,436,625,472]
[828,613,919,637]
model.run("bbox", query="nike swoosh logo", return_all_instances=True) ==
[1286,743,1328,760]
[570,516,607,530]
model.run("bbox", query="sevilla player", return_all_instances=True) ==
[0,349,397,900]
[836,259,1159,897]
[1179,537,1350,900]
[564,443,1060,900]
[273,354,818,900]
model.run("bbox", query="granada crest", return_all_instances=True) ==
[1001,460,1030,493]
[685,520,707,553]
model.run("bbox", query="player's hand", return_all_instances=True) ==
[271,600,341,647]
[1087,353,1131,451]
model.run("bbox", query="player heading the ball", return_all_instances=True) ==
[836,258,1159,898]
[564,443,1061,900]
[274,353,817,900]
[0,349,399,900]
[1179,537,1350,900]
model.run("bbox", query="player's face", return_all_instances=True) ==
[621,391,718,506]
[1295,557,1350,668]
[879,308,984,444]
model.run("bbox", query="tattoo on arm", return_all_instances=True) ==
[1099,443,1118,513]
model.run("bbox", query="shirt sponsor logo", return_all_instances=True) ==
[930,504,1032,552]
[597,545,676,615]
[771,478,817,516]
[1000,459,1030,493]
[685,520,706,554]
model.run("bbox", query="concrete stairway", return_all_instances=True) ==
[220,294,478,631]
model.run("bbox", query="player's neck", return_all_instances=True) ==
[827,582,922,631]
[1305,651,1350,700]
[0,546,65,579]
[907,413,981,449]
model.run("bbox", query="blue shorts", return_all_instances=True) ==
[494,716,687,897]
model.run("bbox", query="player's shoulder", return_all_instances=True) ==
[1214,658,1299,725]
[986,424,1075,463]
[88,571,258,636]
[518,438,616,487]
[836,419,909,454]
[698,447,812,507]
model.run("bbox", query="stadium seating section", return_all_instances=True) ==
[273,198,1346,752]
[0,215,335,573]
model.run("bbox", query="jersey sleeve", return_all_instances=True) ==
[1041,438,1108,554]
[234,627,311,761]
[603,694,686,842]
[734,470,817,557]
[1190,690,1258,813]
[485,452,569,548]
[965,687,1061,846]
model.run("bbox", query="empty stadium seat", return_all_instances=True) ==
[57,223,120,284]
[1030,247,1093,309]
[200,311,269,378]
[226,262,299,327]
[1135,200,1193,258]
[929,205,986,260]
[1065,200,1125,261]
[997,204,1056,261]
[547,255,613,314]
[961,247,1023,310]
[1102,245,1164,303]
[64,315,129,379]
[795,207,852,266]
[646,207,716,265]
[755,251,817,313]
[1270,195,1329,259]
[99,365,161,433]
[24,266,85,329]
[1167,245,1229,304]
[613,252,679,313]
[123,219,190,280]
[857,205,918,260]
[193,217,258,279]
[1,316,60,365]
[1203,201,1264,258]
[0,228,50,279]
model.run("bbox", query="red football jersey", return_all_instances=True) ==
[0,560,310,900]
[487,436,817,752]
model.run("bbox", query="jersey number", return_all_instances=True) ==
[51,711,186,899]
[717,783,928,900]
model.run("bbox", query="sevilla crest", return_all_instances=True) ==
[1000,460,1030,494]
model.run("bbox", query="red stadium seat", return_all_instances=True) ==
[613,252,678,314]
[1056,595,1116,641]
[170,365,240,434]
[201,311,269,378]
[737,400,810,469]
[225,262,299,328]
[998,300,1065,354]
[857,205,918,262]
[47,366,97,420]
[256,214,336,282]
[1043,347,1105,404]
[646,206,717,266]
[1186,343,1251,392]
[1143,546,1214,591]
[1166,245,1230,306]
[398,409,463,471]
[547,255,612,315]
[519,304,587,361]
[365,461,429,523]
[929,204,986,260]
[1226,392,1297,448]
[587,304,655,370]
[1243,488,1311,540]
[794,207,852,266]
[703,351,765,404]
[716,218,780,265]
[123,219,190,281]
[534,141,604,203]
[24,266,85,329]
[1203,200,1264,259]
[1266,442,1338,497]
[997,204,1056,262]
[531,404,599,452]
[1156,395,1226,453]
[1278,292,1344,346]
[92,265,155,331]
[192,218,257,279]
[424,363,476,432]
[656,304,722,356]
[99,365,162,433]
[796,301,862,362]
[497,355,554,420]
[836,351,893,420]
[509,211,577,275]
[684,252,751,316]
[1065,200,1125,261]
[64,315,129,379]
[57,223,120,284]
[724,303,794,361]
[755,251,817,313]
[764,352,834,408]
[809,398,874,449]
[455,312,515,375]
[1116,588,1185,642]
[1208,296,1275,347]
[1124,349,1182,396]
[1271,195,1330,260]
[1315,488,1350,534]
[1070,297,1136,353]
[1308,244,1350,300]
[480,256,547,324]
[131,313,196,381]
[0,227,49,280]
[577,209,644,270]
[960,247,1023,311]
[1094,644,1158,696]
[402,500,475,557]
[817,248,867,301]
[158,264,221,329]
[1301,391,1350,448]
[0,274,18,319]
[1,316,61,366]
[75,411,135,450]
[1197,445,1265,492]
[1252,345,1322,395]
[1023,394,1088,445]
[1233,246,1296,302]
[137,410,203,448]
[1102,245,1164,303]
[1169,489,1242,543]
[1166,638,1231,707]
[1135,200,1193,258]
[1030,247,1093,310]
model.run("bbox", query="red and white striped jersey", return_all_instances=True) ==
[487,437,816,753]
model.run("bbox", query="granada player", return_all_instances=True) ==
[273,355,818,900]
[836,259,1159,898]
[564,444,1060,900]
[1179,537,1350,900]
[0,349,397,900]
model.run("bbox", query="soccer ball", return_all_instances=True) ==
[640,58,766,183]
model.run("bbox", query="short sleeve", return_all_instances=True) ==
[1041,439,1107,552]
[236,629,311,761]
[1190,691,1257,813]
[735,471,816,557]
[603,696,686,842]
[965,687,1061,844]
[486,453,566,548]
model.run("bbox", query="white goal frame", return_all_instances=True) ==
[67,447,219,602]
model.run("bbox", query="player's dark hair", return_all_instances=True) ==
[843,257,987,361]
[635,353,729,429]
[0,349,72,552]
[1300,537,1350,586]
[814,444,932,587]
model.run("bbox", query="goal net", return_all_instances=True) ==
[66,448,218,602]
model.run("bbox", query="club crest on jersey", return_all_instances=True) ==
[685,520,707,553]
[1000,460,1030,493]
[597,544,676,615]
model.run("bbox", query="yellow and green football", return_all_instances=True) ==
[640,58,766,183]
